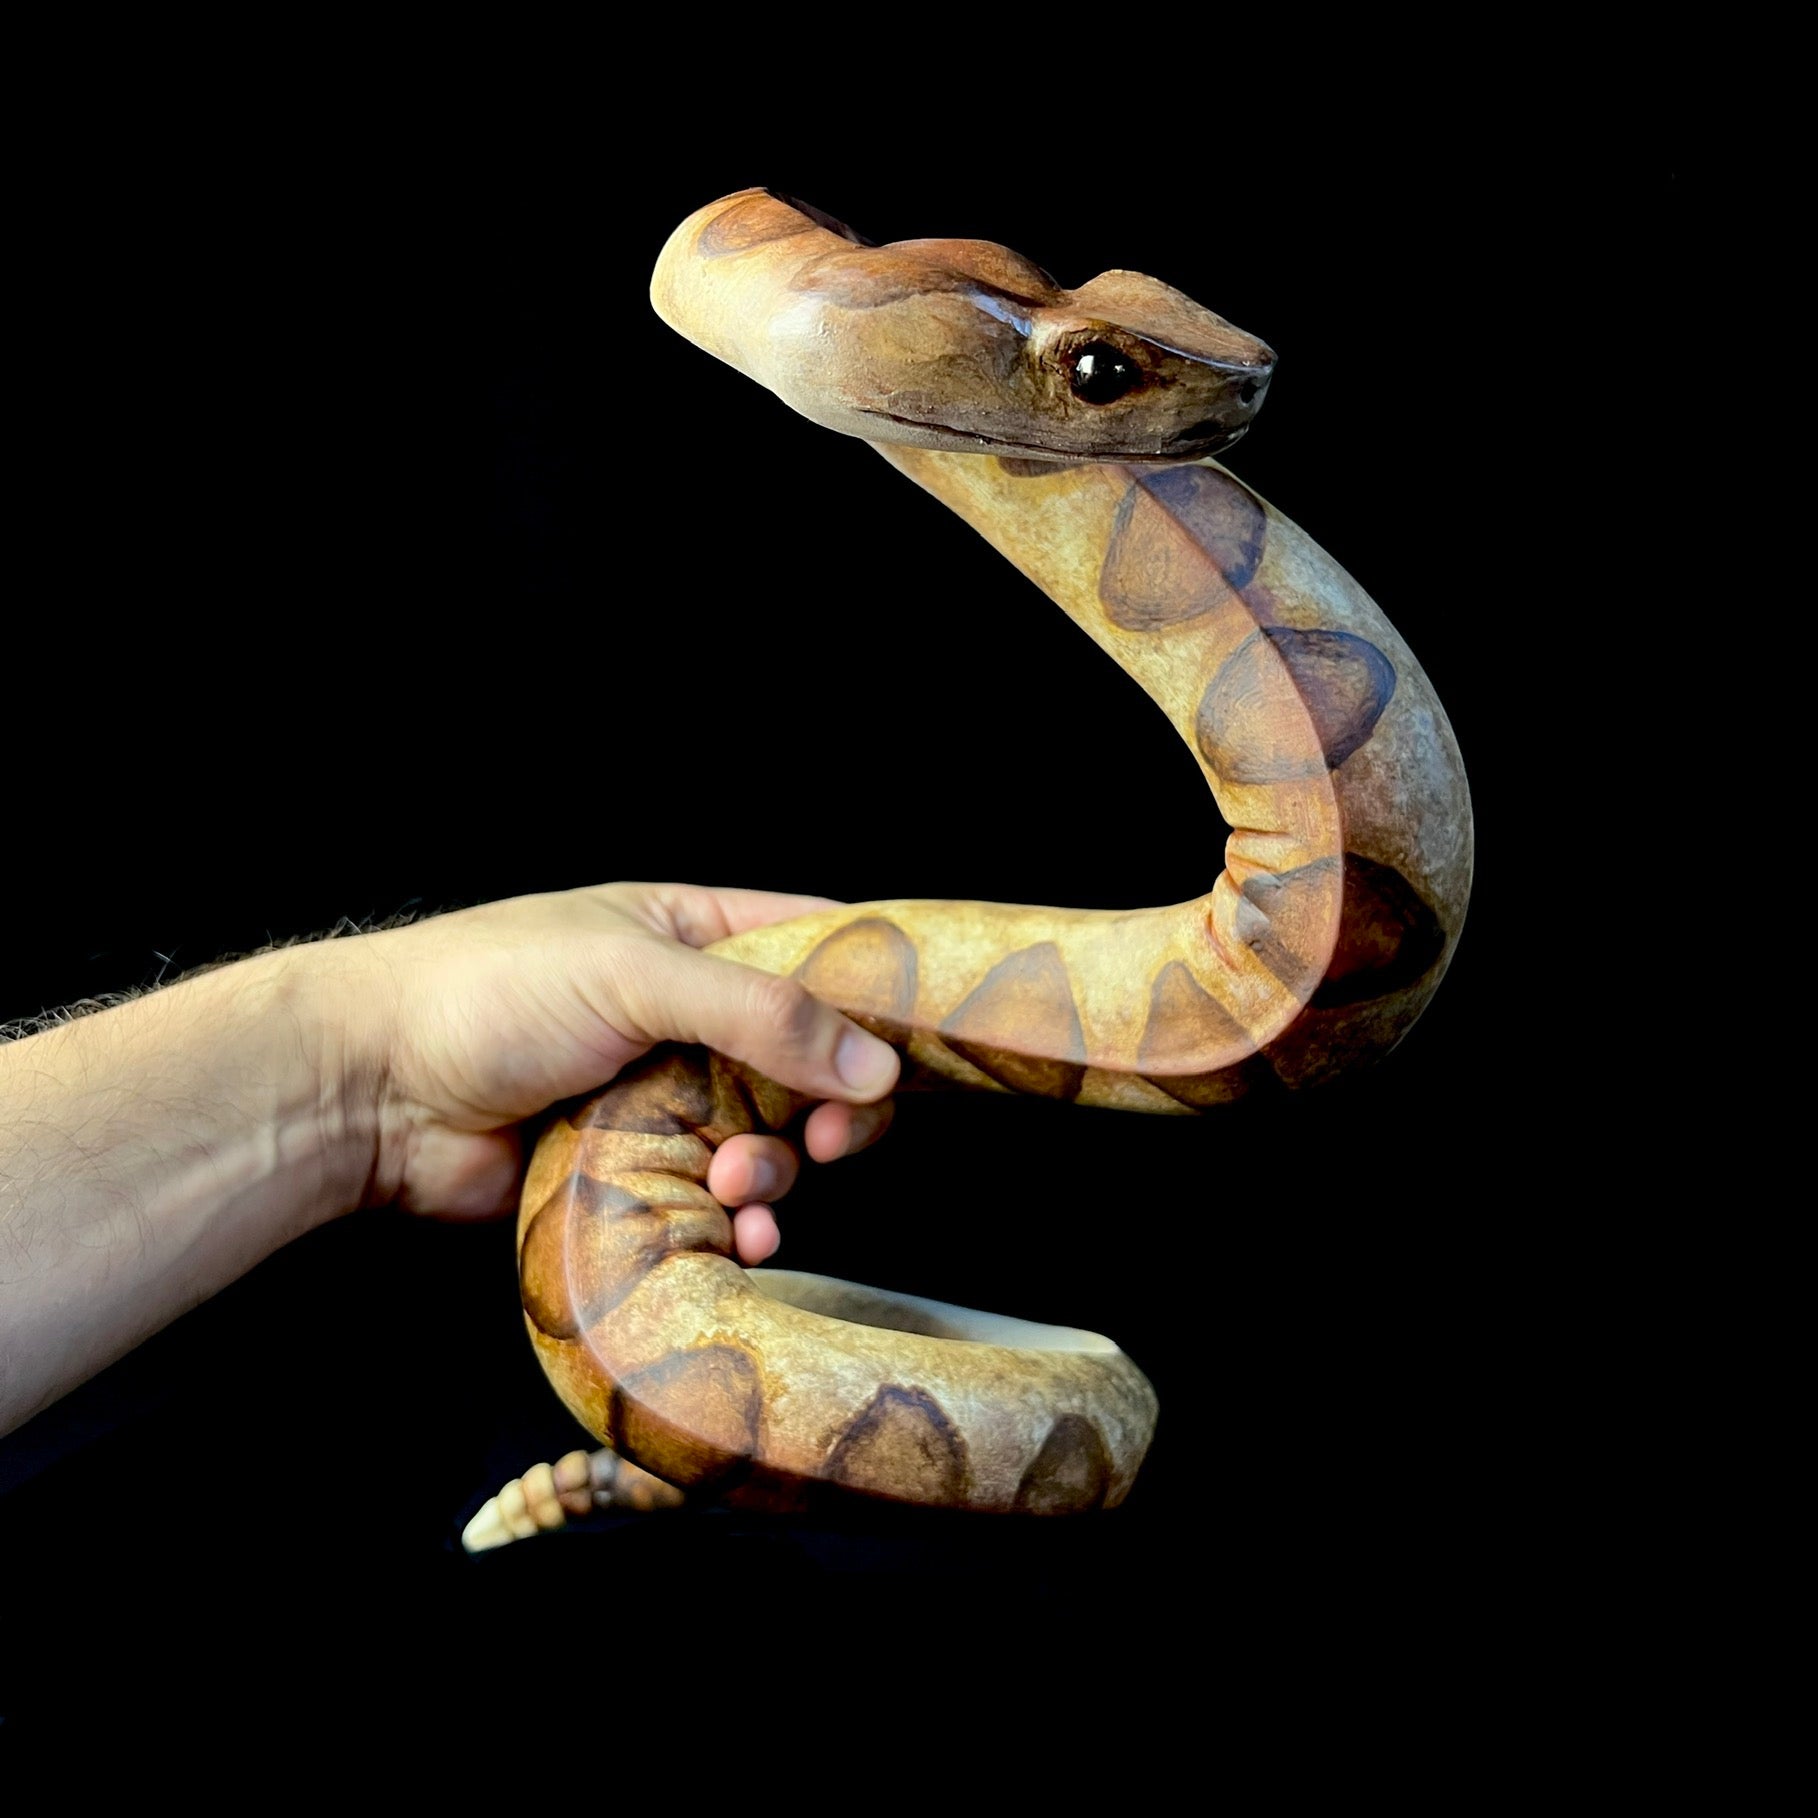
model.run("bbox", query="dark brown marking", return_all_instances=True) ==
[789,246,975,310]
[794,918,919,1021]
[571,1204,731,1328]
[698,193,818,257]
[579,1048,715,1136]
[1234,576,1289,629]
[1239,856,1342,921]
[942,943,1087,1100]
[887,236,1061,303]
[570,1174,655,1217]
[1251,936,1318,999]
[744,1066,802,1135]
[997,456,1074,479]
[1099,465,1268,632]
[519,1195,579,1339]
[1144,1051,1284,1109]
[763,190,871,245]
[587,1096,693,1138]
[1197,629,1396,782]
[1013,1415,1112,1514]
[1312,855,1448,1008]
[824,1385,971,1503]
[1137,960,1253,1073]
[790,235,1061,313]
[1272,630,1397,767]
[1138,466,1268,585]
[526,1150,729,1339]
[943,1040,1086,1101]
[1240,856,1342,996]
[690,1053,802,1143]
[698,1052,763,1147]
[611,1346,764,1491]
[720,1467,814,1517]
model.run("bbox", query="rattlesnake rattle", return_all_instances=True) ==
[462,188,1473,1550]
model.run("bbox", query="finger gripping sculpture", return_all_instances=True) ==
[484,189,1474,1545]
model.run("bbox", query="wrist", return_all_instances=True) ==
[248,939,398,1226]
[111,945,388,1240]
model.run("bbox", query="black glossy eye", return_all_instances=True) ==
[1068,341,1140,405]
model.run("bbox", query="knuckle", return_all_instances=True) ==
[749,972,818,1046]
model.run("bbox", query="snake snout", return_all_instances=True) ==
[1223,348,1276,411]
[1167,353,1276,453]
[1236,361,1273,407]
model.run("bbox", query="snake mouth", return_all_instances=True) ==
[1153,421,1252,463]
[856,408,1250,465]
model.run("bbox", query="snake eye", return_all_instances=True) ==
[1068,341,1140,405]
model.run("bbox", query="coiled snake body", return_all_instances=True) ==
[466,189,1473,1548]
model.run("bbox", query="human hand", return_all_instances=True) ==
[1,880,895,1435]
[337,882,899,1263]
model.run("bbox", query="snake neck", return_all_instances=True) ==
[710,447,1472,1112]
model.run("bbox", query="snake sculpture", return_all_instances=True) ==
[461,188,1474,1550]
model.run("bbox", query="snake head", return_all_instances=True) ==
[1011,268,1275,463]
[653,190,1276,465]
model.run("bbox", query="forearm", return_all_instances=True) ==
[0,881,903,1438]
[0,947,384,1435]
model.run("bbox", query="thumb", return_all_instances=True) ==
[607,937,899,1104]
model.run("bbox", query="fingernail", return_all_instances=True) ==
[844,1102,890,1156]
[835,1028,895,1094]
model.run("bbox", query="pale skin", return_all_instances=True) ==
[0,882,900,1439]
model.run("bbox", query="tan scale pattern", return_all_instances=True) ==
[466,190,1474,1549]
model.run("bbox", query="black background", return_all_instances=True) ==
[1,82,1680,1724]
